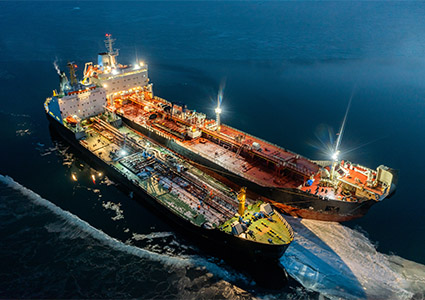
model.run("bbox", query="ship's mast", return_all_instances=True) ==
[67,62,78,86]
[104,34,119,68]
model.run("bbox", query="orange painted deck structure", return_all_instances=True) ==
[108,88,390,204]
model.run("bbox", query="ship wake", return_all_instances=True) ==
[281,217,425,300]
[0,175,248,285]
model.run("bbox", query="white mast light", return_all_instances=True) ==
[215,87,224,131]
[332,150,340,162]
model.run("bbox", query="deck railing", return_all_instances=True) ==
[275,211,295,241]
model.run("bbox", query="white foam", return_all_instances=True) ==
[0,174,246,283]
[100,177,116,186]
[102,201,124,221]
[132,232,175,241]
[16,129,31,137]
[281,217,425,300]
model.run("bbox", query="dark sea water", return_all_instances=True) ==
[1,1,425,299]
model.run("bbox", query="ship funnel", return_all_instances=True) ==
[98,53,114,68]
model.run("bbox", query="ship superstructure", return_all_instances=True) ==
[44,51,294,261]
[55,35,398,222]
[82,34,151,99]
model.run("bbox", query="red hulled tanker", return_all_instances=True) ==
[81,35,398,222]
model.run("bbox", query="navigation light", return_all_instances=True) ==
[332,150,340,162]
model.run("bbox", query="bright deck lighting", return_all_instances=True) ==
[332,150,340,161]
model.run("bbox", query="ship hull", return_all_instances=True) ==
[46,113,289,261]
[121,115,378,222]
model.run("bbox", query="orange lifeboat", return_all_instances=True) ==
[66,115,78,125]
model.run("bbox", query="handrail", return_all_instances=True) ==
[275,211,295,240]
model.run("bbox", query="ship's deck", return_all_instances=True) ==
[81,124,221,227]
[219,202,293,245]
[339,166,383,195]
[300,164,384,201]
[185,138,299,188]
[76,118,292,244]
[208,124,319,176]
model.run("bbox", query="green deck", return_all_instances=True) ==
[110,151,208,227]
[218,202,293,245]
[77,115,294,241]
[83,123,209,227]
